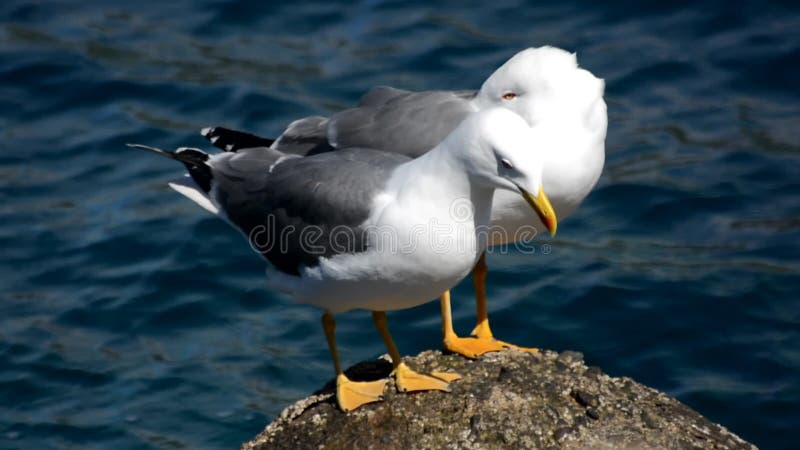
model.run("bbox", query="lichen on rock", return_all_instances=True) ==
[241,349,757,450]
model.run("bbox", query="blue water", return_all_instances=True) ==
[2,1,798,449]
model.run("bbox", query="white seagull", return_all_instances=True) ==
[130,108,557,411]
[201,46,607,358]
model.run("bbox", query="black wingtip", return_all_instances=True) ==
[126,143,175,159]
[173,147,212,192]
[130,143,213,193]
[201,126,275,152]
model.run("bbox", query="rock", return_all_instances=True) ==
[241,349,757,450]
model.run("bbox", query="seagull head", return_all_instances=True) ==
[455,108,558,236]
[475,46,606,134]
[472,46,607,225]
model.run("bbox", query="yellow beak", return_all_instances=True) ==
[520,186,558,236]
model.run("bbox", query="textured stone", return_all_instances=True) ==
[241,349,757,450]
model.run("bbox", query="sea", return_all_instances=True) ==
[1,0,798,448]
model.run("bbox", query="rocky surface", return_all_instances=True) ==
[241,349,757,450]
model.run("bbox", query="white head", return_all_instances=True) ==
[473,46,607,222]
[475,46,606,132]
[448,108,558,235]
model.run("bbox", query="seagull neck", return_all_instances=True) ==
[387,141,495,228]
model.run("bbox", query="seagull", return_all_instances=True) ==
[201,46,607,358]
[130,108,558,411]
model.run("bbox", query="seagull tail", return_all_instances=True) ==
[200,126,275,152]
[126,143,213,193]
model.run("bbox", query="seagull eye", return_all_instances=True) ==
[501,92,517,101]
[501,158,513,169]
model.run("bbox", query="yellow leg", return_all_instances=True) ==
[372,311,460,393]
[442,253,539,359]
[441,290,508,358]
[470,252,494,339]
[322,312,387,412]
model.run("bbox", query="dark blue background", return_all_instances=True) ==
[1,1,798,448]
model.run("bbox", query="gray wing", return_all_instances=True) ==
[356,86,411,106]
[209,147,409,275]
[271,116,333,156]
[269,87,477,158]
[328,88,479,158]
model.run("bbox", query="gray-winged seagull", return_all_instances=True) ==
[130,108,557,411]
